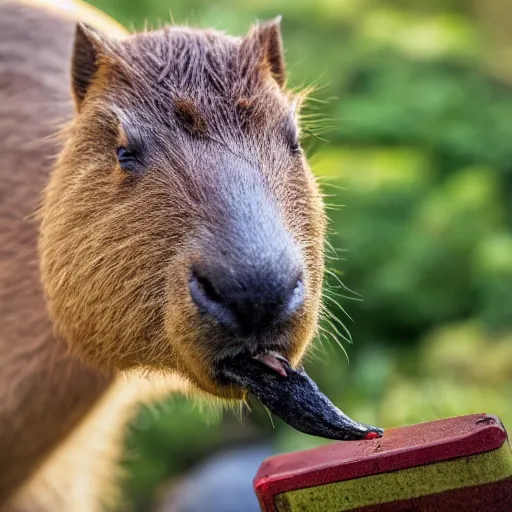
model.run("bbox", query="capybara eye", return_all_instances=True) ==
[286,122,302,155]
[116,147,140,171]
[289,139,302,155]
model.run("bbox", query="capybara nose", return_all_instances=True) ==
[188,262,304,335]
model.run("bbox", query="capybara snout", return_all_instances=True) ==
[187,201,305,336]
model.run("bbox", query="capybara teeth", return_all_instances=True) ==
[219,355,383,441]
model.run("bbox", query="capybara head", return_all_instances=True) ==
[39,19,326,397]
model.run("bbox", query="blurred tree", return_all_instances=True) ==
[473,0,512,84]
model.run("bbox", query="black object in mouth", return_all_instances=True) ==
[218,353,383,441]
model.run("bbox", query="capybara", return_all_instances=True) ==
[0,0,326,509]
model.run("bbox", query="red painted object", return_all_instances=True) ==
[254,413,512,511]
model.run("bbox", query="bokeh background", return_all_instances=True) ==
[84,0,512,509]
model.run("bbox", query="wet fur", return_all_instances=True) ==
[0,0,326,509]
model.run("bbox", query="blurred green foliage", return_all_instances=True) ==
[84,0,512,509]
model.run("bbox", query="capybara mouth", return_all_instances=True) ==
[217,352,384,441]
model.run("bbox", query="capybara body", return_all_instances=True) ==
[0,1,119,506]
[0,0,326,510]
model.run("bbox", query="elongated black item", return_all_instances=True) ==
[219,355,383,441]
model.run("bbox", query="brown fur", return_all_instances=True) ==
[0,1,117,504]
[0,0,326,509]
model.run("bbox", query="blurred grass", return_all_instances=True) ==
[83,0,512,509]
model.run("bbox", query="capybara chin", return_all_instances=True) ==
[0,0,325,508]
[40,16,326,397]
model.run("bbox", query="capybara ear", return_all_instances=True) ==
[71,23,110,109]
[243,16,286,88]
[258,17,286,87]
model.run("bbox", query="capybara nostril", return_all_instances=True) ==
[189,263,305,335]
[285,277,305,317]
[188,268,238,329]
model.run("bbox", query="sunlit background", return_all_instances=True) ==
[83,0,512,509]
